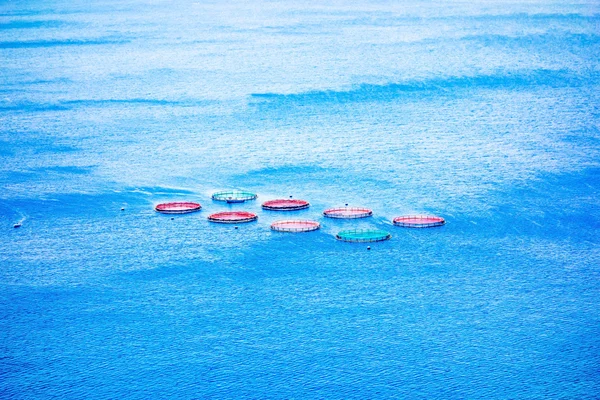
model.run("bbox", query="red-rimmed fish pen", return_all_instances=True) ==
[271,220,320,232]
[154,202,201,214]
[393,215,445,228]
[323,207,372,219]
[208,211,258,223]
[262,199,310,211]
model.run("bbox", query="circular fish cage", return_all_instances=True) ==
[208,211,258,224]
[393,215,445,228]
[271,220,320,232]
[212,190,258,203]
[323,207,373,219]
[154,202,201,214]
[262,199,310,211]
[336,229,391,243]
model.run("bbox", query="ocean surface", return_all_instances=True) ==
[1,0,600,398]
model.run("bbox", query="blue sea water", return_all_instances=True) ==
[1,0,600,398]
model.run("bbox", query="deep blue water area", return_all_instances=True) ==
[1,0,600,398]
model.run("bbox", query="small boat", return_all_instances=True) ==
[13,223,21,228]
[226,197,245,204]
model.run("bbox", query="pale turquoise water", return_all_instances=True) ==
[1,0,600,398]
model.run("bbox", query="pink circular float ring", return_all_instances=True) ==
[155,202,202,214]
[262,199,310,211]
[393,215,445,228]
[323,207,372,219]
[208,211,258,223]
[271,220,320,232]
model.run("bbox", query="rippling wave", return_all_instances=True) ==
[252,69,597,106]
[1,0,599,398]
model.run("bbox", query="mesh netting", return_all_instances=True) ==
[393,215,445,228]
[271,220,320,232]
[262,199,310,211]
[212,190,257,203]
[208,211,258,223]
[336,229,391,242]
[323,207,373,219]
[155,202,202,214]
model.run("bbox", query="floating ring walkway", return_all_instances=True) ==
[262,199,310,211]
[336,229,391,243]
[155,202,202,214]
[212,190,257,203]
[323,207,372,219]
[271,220,320,232]
[393,215,445,228]
[208,211,258,223]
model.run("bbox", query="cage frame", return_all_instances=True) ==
[323,207,373,219]
[271,220,320,233]
[336,229,391,243]
[154,202,202,214]
[393,215,445,228]
[262,199,310,211]
[211,190,258,203]
[208,211,258,224]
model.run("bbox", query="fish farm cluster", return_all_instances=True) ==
[153,190,445,243]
